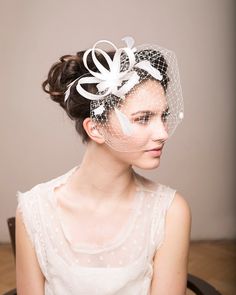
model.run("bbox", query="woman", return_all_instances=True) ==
[16,37,191,294]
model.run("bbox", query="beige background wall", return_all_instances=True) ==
[1,0,235,242]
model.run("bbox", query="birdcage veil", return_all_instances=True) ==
[64,37,184,152]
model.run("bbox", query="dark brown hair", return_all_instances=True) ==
[42,49,169,143]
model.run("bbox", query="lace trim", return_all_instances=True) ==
[150,185,176,252]
[16,188,50,279]
[17,190,36,246]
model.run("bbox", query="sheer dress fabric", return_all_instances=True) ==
[17,166,176,295]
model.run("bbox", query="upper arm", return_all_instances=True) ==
[16,206,45,295]
[150,192,192,295]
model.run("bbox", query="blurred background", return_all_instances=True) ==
[0,0,235,294]
[1,0,235,242]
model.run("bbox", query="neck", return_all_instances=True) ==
[67,141,137,204]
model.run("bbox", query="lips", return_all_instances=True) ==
[144,145,164,158]
[145,146,163,152]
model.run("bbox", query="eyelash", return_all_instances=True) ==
[134,114,152,125]
[162,110,171,122]
[134,110,171,125]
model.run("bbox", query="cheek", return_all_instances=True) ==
[102,124,152,151]
[117,131,150,151]
[127,125,152,146]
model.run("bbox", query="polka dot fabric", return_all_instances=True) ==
[17,166,176,295]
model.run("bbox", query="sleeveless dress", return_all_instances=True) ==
[16,165,177,295]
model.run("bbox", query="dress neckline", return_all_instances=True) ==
[49,165,145,254]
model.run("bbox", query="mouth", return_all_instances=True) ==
[144,146,163,157]
[145,146,163,152]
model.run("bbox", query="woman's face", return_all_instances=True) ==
[101,79,170,170]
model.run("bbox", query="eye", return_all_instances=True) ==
[134,114,151,125]
[162,110,171,122]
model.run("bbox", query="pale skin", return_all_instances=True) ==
[16,80,191,294]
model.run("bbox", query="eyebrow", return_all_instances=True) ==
[131,105,169,116]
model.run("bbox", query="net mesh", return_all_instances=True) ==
[65,38,184,152]
[90,45,184,152]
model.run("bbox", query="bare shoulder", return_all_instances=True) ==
[133,170,191,221]
[167,191,192,225]
[150,191,191,294]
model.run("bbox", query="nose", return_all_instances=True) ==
[150,118,169,143]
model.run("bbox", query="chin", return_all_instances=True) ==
[134,157,161,170]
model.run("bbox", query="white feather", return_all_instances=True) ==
[114,108,133,136]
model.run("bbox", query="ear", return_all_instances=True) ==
[82,117,105,144]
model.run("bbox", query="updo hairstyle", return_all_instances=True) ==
[42,49,169,143]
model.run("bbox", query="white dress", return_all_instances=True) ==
[17,165,177,295]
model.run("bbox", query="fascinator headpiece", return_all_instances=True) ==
[64,37,184,152]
